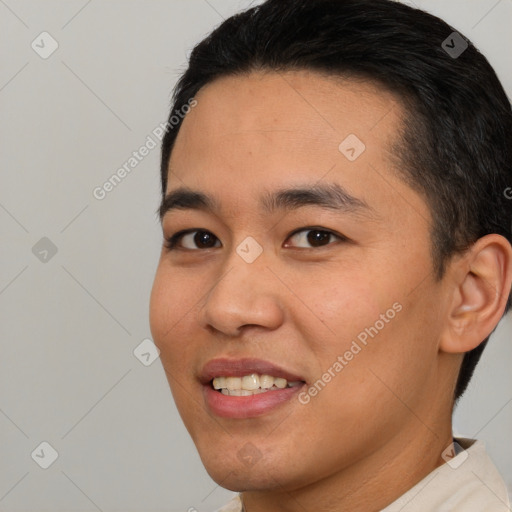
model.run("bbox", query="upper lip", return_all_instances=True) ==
[199,357,306,385]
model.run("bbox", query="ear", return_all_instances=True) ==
[440,234,512,354]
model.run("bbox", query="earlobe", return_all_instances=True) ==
[440,234,512,354]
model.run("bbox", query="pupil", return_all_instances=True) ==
[308,230,329,247]
[196,231,216,248]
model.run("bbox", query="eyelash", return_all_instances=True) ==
[163,227,348,251]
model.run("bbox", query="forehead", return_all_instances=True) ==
[166,70,429,227]
[169,69,401,176]
[176,70,401,137]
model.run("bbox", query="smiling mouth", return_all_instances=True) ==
[211,373,305,396]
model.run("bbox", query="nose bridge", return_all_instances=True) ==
[199,238,284,335]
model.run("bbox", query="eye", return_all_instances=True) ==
[164,229,221,250]
[163,226,347,251]
[284,227,346,249]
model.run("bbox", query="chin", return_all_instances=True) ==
[197,441,301,492]
[204,461,287,492]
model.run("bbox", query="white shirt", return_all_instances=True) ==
[214,438,510,512]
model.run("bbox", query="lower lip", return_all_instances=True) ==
[203,384,305,419]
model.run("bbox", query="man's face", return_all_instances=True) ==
[150,70,450,491]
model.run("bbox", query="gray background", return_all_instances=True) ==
[0,1,511,511]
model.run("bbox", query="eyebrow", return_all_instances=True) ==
[158,182,375,221]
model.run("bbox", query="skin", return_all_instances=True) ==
[149,70,512,512]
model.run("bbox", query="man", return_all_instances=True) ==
[149,0,512,510]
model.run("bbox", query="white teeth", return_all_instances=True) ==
[242,374,260,390]
[274,377,287,389]
[225,377,241,390]
[259,374,274,389]
[213,377,225,390]
[211,373,304,396]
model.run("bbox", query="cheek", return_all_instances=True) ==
[301,268,388,351]
[299,306,431,455]
[149,268,172,345]
[320,283,441,415]
[300,262,435,398]
[149,266,197,363]
[149,267,201,415]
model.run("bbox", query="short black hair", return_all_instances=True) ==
[159,0,512,402]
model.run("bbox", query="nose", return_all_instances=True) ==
[198,250,285,337]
